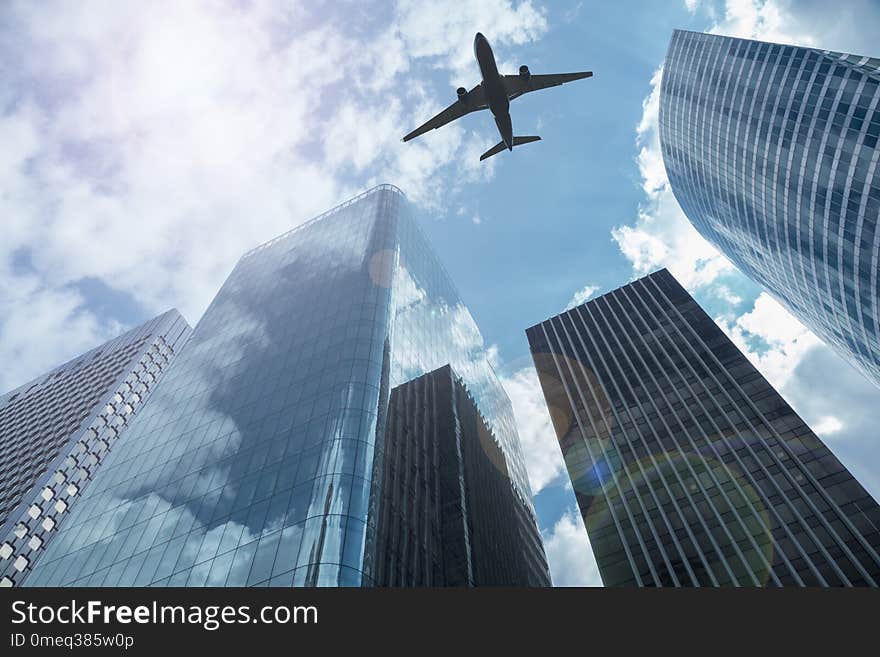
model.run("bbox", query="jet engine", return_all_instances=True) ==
[519,65,530,80]
[457,86,468,102]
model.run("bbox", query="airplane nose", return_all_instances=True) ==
[474,32,487,57]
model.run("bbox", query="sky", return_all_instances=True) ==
[1,0,880,586]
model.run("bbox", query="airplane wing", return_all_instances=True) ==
[503,71,593,101]
[402,84,488,142]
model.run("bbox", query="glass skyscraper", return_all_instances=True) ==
[659,30,880,387]
[0,310,191,586]
[527,269,880,586]
[25,185,549,587]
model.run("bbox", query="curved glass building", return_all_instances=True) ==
[24,185,549,587]
[659,30,880,387]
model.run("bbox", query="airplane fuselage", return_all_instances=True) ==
[474,32,513,150]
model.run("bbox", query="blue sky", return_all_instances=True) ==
[2,0,880,585]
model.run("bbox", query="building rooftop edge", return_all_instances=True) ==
[240,184,407,260]
[524,267,673,333]
[669,28,880,70]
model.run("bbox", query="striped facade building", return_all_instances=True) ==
[527,269,880,586]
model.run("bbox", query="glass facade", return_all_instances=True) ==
[527,269,880,586]
[375,364,549,586]
[26,185,548,587]
[660,30,880,387]
[0,310,191,586]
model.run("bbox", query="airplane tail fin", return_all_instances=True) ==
[479,135,542,161]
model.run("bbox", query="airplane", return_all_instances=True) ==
[402,32,592,161]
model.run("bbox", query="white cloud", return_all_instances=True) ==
[394,0,547,83]
[500,365,567,493]
[718,292,821,390]
[779,344,880,500]
[736,293,810,347]
[709,0,817,44]
[685,0,701,12]
[542,508,601,586]
[564,283,599,311]
[563,2,584,24]
[0,0,549,393]
[0,271,123,392]
[713,285,743,306]
[812,416,844,436]
[611,65,734,292]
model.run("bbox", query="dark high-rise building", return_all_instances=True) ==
[375,365,547,586]
[0,310,191,587]
[26,185,549,587]
[527,269,880,586]
[659,30,880,387]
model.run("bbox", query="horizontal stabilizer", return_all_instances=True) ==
[479,135,542,161]
[480,140,507,161]
[513,135,541,146]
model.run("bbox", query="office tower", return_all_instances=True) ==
[26,185,549,587]
[0,310,191,586]
[659,30,880,387]
[375,364,547,586]
[527,269,880,587]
